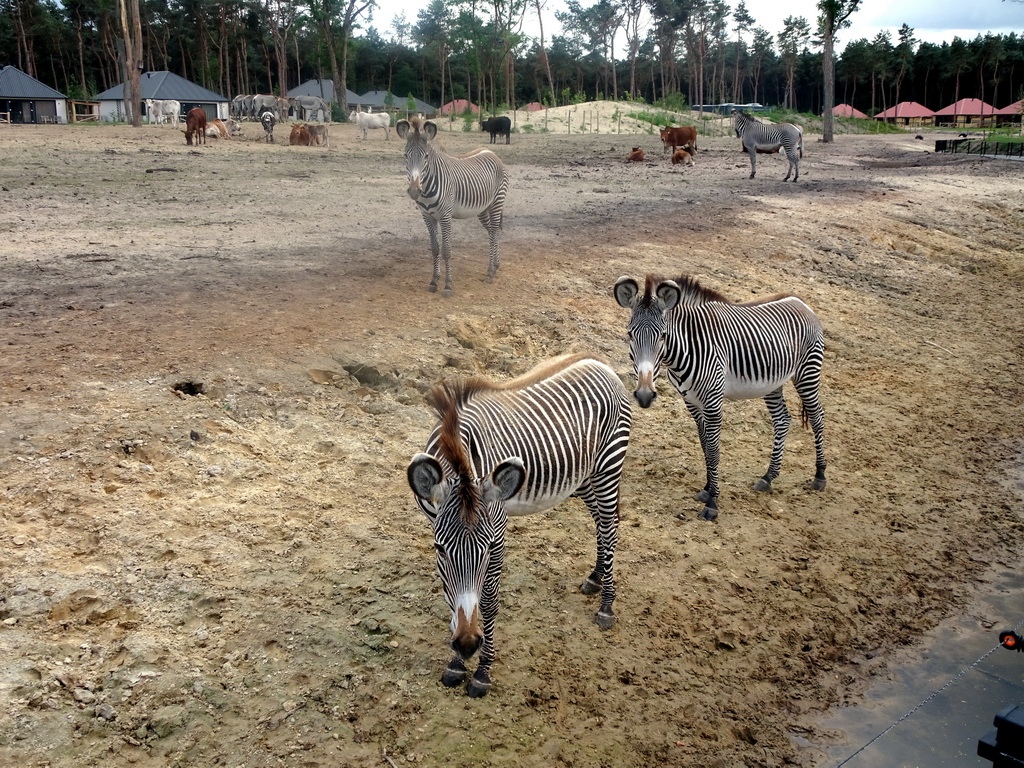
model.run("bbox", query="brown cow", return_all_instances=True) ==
[627,147,645,162]
[183,108,207,146]
[671,148,694,166]
[659,125,698,155]
[289,123,313,146]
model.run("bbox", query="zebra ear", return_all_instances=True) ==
[423,121,438,140]
[482,459,526,505]
[656,280,681,312]
[395,120,410,139]
[613,276,639,308]
[408,453,446,504]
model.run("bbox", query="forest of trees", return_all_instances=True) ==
[2,0,1022,117]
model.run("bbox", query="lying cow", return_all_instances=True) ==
[204,118,242,139]
[627,147,645,162]
[480,115,511,144]
[659,125,698,155]
[671,148,694,166]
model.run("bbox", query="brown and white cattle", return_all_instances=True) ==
[627,147,645,162]
[289,123,313,146]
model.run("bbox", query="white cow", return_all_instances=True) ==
[349,107,391,140]
[145,99,181,126]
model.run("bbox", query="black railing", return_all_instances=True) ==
[935,138,1024,158]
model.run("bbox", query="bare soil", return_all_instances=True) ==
[1,108,1023,768]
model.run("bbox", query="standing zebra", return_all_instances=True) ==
[396,117,509,297]
[407,354,632,697]
[614,275,826,521]
[732,109,803,181]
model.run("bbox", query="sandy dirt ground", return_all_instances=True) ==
[1,105,1023,768]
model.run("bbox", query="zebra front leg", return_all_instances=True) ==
[466,565,502,697]
[438,214,455,297]
[746,145,757,179]
[577,484,617,629]
[685,402,716,515]
[694,404,724,521]
[422,213,441,293]
[754,389,791,492]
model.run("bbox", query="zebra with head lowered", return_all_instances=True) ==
[732,108,803,181]
[396,117,509,297]
[614,275,826,522]
[407,354,632,697]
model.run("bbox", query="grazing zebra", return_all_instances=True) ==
[407,353,632,697]
[396,117,509,297]
[614,275,826,521]
[732,109,803,181]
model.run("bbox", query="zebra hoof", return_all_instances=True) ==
[753,478,772,492]
[441,659,468,688]
[580,576,602,595]
[595,610,616,630]
[442,288,454,298]
[467,671,492,698]
[811,477,827,491]
[694,489,711,503]
[698,506,719,522]
[427,283,438,293]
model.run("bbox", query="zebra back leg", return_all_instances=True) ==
[755,388,791,492]
[794,367,827,491]
[478,206,502,283]
[784,148,800,182]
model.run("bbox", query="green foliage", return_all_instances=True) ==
[406,95,416,113]
[462,112,476,132]
[628,110,674,128]
[653,92,689,113]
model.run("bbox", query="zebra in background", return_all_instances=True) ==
[407,354,632,697]
[396,117,509,297]
[614,274,826,522]
[732,108,803,181]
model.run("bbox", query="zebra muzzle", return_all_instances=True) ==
[451,605,483,660]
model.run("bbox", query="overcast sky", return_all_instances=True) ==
[366,0,1024,54]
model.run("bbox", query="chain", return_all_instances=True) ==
[833,617,1024,768]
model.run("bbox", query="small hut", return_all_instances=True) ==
[440,99,479,115]
[874,101,935,127]
[0,65,68,124]
[829,103,868,118]
[995,99,1023,127]
[933,98,998,129]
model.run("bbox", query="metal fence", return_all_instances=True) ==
[935,138,1024,158]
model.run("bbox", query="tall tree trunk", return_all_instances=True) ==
[534,0,555,104]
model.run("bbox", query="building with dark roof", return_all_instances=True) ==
[93,71,228,122]
[0,65,68,124]
[288,79,360,106]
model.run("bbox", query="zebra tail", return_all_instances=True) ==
[801,401,810,430]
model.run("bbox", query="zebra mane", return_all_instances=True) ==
[426,380,485,525]
[665,274,794,307]
[670,275,731,304]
